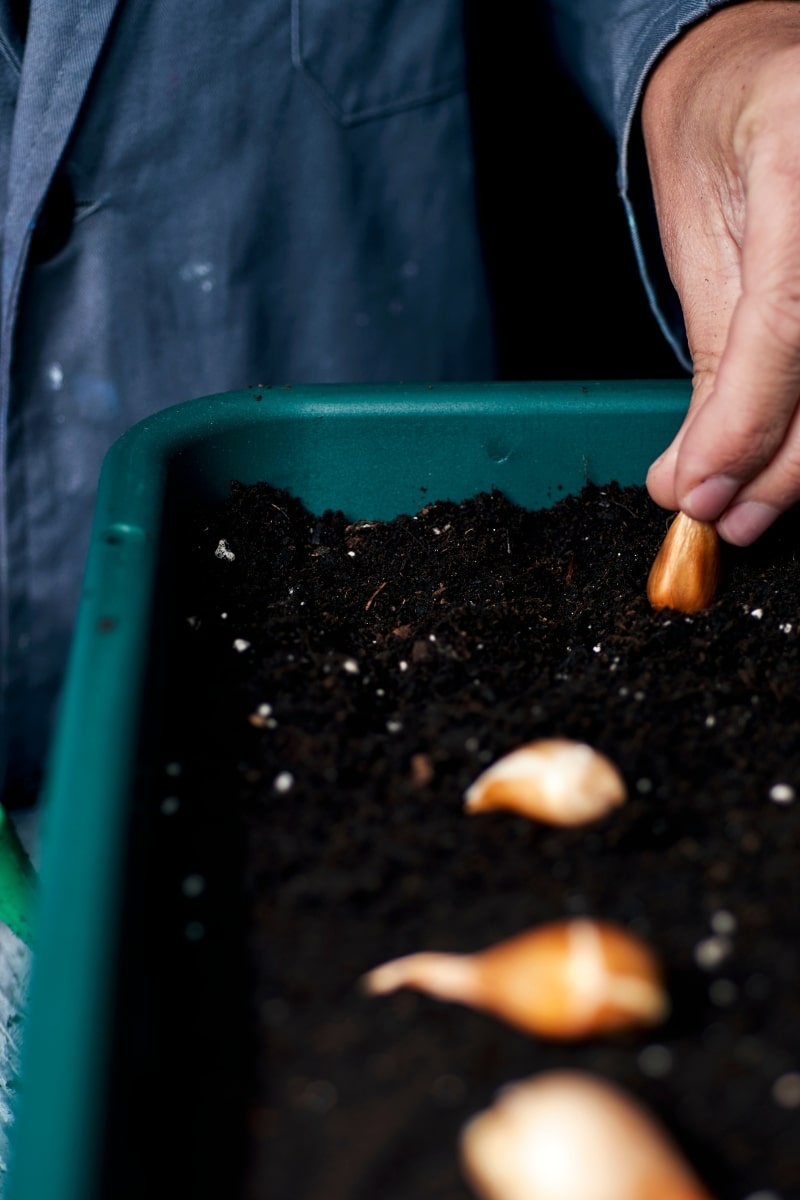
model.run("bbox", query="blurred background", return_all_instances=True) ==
[464,3,686,383]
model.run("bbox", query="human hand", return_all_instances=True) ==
[642,1,800,545]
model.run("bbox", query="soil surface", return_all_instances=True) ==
[105,480,800,1200]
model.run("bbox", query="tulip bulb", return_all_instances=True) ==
[464,738,626,826]
[460,1071,715,1200]
[647,511,720,613]
[361,918,669,1040]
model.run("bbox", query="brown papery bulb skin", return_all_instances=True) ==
[460,1071,716,1200]
[647,511,721,613]
[361,919,669,1041]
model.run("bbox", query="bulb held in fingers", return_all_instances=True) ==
[361,918,669,1040]
[647,511,720,613]
[460,1070,715,1200]
[464,737,626,826]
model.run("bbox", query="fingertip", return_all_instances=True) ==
[680,475,741,523]
[645,458,664,490]
[717,499,778,546]
[645,450,678,510]
[645,478,674,514]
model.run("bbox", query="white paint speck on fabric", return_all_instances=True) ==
[45,362,64,390]
[179,260,215,292]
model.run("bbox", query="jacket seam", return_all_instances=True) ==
[0,31,21,77]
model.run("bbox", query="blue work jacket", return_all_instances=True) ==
[0,0,734,798]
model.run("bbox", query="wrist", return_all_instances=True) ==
[643,2,800,147]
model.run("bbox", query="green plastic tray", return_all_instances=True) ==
[7,380,688,1200]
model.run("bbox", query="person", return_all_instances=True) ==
[1,0,798,803]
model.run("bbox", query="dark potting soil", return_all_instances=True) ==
[104,479,800,1200]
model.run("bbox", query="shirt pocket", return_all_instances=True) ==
[291,0,466,125]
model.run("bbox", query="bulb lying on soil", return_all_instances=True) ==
[460,1070,715,1200]
[361,918,669,1040]
[647,511,721,613]
[463,737,626,826]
